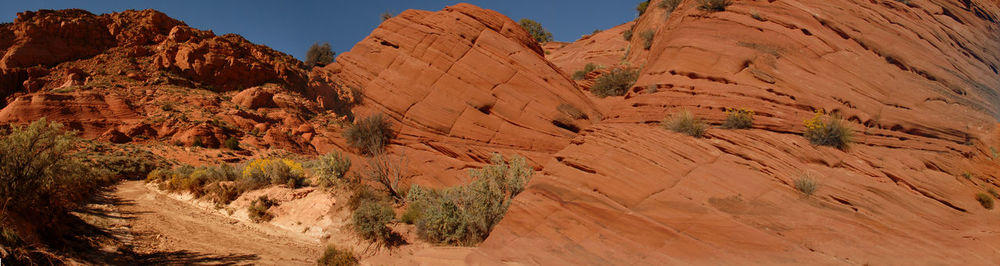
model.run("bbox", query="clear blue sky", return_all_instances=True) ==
[0,0,638,61]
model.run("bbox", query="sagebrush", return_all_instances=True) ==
[405,154,532,246]
[803,111,852,150]
[591,68,640,97]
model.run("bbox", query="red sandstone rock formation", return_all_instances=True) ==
[468,0,1000,264]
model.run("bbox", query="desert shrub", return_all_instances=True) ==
[317,245,359,266]
[248,195,277,223]
[571,63,601,80]
[204,182,240,205]
[380,11,394,22]
[750,11,764,21]
[224,136,240,150]
[348,185,383,210]
[794,176,818,196]
[240,158,306,190]
[698,0,733,12]
[314,151,352,188]
[989,188,999,199]
[0,118,107,243]
[306,42,335,68]
[92,149,162,180]
[410,154,532,245]
[722,108,754,129]
[192,136,204,147]
[591,68,640,97]
[637,0,650,16]
[662,110,708,137]
[351,200,395,242]
[557,103,588,120]
[976,193,994,209]
[623,29,634,41]
[518,18,553,43]
[365,154,407,202]
[343,114,394,155]
[803,111,853,150]
[660,0,682,12]
[640,30,655,50]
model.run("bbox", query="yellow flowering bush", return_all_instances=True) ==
[803,110,852,149]
[722,108,754,129]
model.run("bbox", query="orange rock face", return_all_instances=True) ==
[315,3,601,178]
[469,0,1000,264]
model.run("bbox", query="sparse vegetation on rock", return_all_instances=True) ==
[722,108,754,129]
[572,63,601,80]
[698,0,733,12]
[518,18,553,43]
[365,154,407,202]
[640,30,655,50]
[637,1,651,16]
[660,0,682,12]
[803,111,852,150]
[343,114,394,156]
[976,193,994,209]
[663,110,708,137]
[306,42,336,68]
[795,176,818,196]
[623,29,634,41]
[591,68,640,97]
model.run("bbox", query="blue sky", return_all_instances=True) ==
[0,0,638,61]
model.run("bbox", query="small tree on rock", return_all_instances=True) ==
[518,18,553,43]
[305,42,335,69]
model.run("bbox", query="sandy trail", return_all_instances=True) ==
[112,180,322,265]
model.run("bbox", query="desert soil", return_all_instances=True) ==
[108,180,323,265]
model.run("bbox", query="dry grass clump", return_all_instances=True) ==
[662,110,708,137]
[976,193,994,209]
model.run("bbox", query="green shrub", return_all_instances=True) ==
[572,63,601,80]
[660,0,682,12]
[343,114,394,155]
[640,30,655,50]
[591,68,640,97]
[637,1,650,16]
[722,108,754,129]
[192,136,204,147]
[518,18,553,43]
[410,154,532,246]
[803,111,853,150]
[623,29,634,41]
[351,200,395,242]
[662,110,708,137]
[306,42,335,68]
[314,151,352,188]
[317,245,359,266]
[0,118,107,243]
[248,195,277,223]
[224,136,240,150]
[348,185,383,210]
[794,176,818,196]
[976,193,994,209]
[698,0,733,12]
[239,158,307,190]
